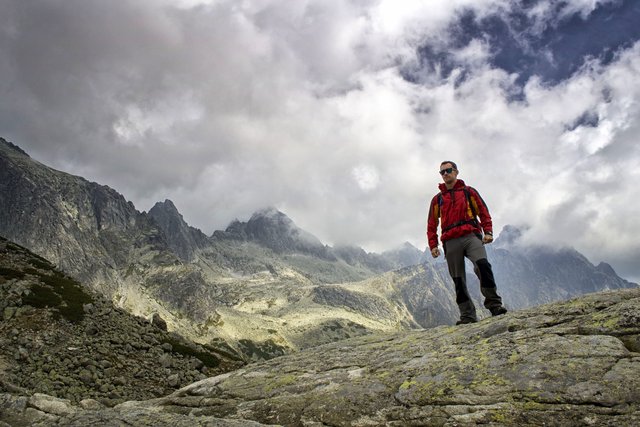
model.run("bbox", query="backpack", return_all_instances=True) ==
[437,186,479,233]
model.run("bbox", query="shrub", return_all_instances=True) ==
[22,271,93,323]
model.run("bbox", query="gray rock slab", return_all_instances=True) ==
[145,287,640,426]
[2,288,640,426]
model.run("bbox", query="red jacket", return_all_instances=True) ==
[427,179,493,249]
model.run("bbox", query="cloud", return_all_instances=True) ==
[352,165,380,192]
[0,0,639,281]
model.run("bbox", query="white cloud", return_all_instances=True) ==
[558,0,619,20]
[524,0,618,32]
[352,165,380,192]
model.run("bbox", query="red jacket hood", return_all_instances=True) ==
[438,179,466,193]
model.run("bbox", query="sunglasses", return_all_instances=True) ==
[439,167,455,175]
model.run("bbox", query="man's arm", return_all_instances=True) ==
[426,196,441,256]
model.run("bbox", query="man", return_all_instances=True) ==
[427,160,507,324]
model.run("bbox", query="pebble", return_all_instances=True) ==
[78,370,93,385]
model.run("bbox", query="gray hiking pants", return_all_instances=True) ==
[444,233,503,322]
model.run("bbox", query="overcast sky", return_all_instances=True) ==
[1,0,639,282]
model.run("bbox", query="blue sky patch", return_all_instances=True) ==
[410,0,640,87]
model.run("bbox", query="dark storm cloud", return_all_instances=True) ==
[0,0,290,196]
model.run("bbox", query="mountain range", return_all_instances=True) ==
[0,136,636,360]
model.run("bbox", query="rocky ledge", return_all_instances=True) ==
[3,284,639,426]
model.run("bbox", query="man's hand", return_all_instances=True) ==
[483,234,493,244]
[431,247,441,258]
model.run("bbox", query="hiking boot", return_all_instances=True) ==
[455,318,478,325]
[490,306,508,317]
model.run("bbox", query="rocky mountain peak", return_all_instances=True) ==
[148,200,209,261]
[249,206,285,220]
[597,261,617,276]
[494,224,526,248]
[246,207,303,236]
[147,200,186,230]
[150,199,180,215]
[218,207,330,258]
[400,241,418,250]
[0,137,30,157]
[381,241,424,266]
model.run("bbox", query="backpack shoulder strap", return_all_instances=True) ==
[463,186,478,218]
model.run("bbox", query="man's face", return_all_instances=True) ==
[439,163,458,184]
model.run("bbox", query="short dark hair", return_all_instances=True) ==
[440,160,457,170]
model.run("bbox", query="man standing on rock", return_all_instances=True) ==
[427,161,507,324]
